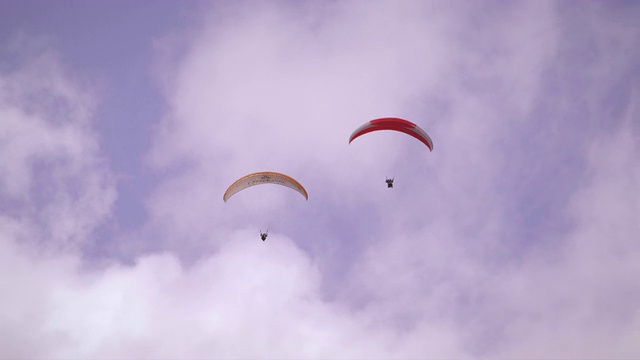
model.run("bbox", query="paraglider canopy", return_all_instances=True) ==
[349,117,433,151]
[223,171,308,202]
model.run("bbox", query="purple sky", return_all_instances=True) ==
[1,1,639,358]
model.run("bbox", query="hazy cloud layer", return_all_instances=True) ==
[1,1,639,358]
[0,50,115,250]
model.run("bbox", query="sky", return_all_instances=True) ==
[0,0,639,358]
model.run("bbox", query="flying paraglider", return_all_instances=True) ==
[349,117,433,151]
[223,171,308,241]
[223,171,308,202]
[349,117,433,188]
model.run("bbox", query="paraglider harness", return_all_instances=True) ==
[260,230,268,241]
[386,178,394,188]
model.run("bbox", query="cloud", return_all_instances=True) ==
[1,1,640,358]
[0,50,116,249]
[494,116,640,358]
[0,227,471,359]
[142,1,562,257]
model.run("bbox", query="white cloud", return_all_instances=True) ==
[494,116,640,358]
[2,1,640,358]
[144,1,561,255]
[2,229,468,359]
[0,51,116,247]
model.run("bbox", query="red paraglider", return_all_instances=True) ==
[349,117,433,151]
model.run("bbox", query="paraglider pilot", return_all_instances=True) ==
[260,231,268,241]
[386,178,394,188]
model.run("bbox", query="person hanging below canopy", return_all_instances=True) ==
[386,178,394,188]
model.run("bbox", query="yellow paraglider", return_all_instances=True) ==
[223,171,308,202]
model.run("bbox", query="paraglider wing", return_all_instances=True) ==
[349,117,433,151]
[223,171,309,202]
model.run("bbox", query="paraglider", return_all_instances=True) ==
[349,117,433,151]
[223,171,308,202]
[349,117,433,188]
[223,171,308,241]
